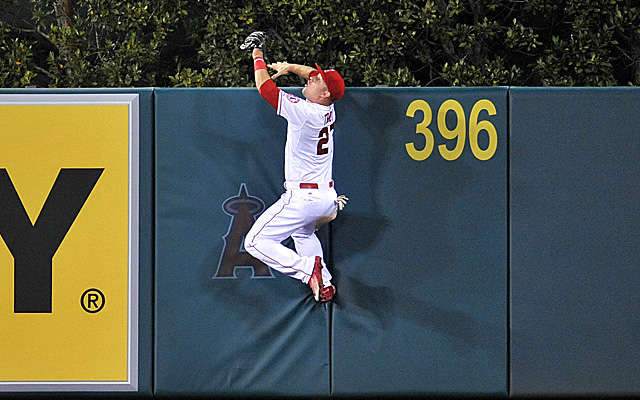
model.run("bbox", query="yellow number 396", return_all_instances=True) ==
[405,99,498,161]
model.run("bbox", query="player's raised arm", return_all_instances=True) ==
[251,48,271,90]
[240,31,279,109]
[268,62,317,80]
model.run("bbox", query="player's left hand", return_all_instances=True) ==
[240,31,268,51]
[336,195,349,210]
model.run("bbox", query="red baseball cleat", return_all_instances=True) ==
[308,256,324,301]
[319,285,336,302]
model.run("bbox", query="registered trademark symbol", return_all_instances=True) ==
[81,288,105,313]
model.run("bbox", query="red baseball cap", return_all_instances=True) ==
[312,63,345,101]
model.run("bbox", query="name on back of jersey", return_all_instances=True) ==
[324,110,334,125]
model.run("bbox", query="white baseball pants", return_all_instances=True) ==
[245,187,338,287]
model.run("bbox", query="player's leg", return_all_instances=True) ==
[246,235,313,282]
[292,228,333,287]
[296,189,339,289]
[245,191,317,283]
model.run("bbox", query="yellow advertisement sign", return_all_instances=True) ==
[0,94,138,391]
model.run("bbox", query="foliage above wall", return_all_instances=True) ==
[1,0,639,88]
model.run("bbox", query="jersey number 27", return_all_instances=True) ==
[317,123,335,155]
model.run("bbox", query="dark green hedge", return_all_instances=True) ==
[1,0,639,88]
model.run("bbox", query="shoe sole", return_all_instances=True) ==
[309,278,321,301]
[320,286,336,302]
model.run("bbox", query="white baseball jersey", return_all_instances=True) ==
[277,91,336,185]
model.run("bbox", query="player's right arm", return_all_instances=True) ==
[268,62,317,80]
[241,31,319,111]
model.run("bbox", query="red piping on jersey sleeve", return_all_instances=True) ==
[259,79,280,110]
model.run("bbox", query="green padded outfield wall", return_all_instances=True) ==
[154,87,508,396]
[154,88,331,397]
[1,87,637,397]
[330,88,508,395]
[509,88,640,395]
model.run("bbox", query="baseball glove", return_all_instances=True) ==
[240,31,268,51]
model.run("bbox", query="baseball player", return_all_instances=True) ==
[240,31,347,302]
